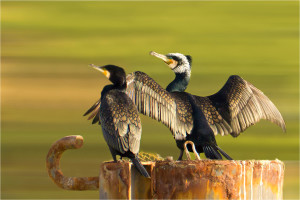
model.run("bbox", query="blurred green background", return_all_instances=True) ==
[1,1,299,199]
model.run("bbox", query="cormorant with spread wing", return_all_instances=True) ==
[84,64,150,178]
[85,53,286,161]
[147,51,286,160]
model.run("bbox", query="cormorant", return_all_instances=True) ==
[84,64,150,178]
[146,51,286,160]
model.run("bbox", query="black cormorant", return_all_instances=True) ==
[84,64,150,178]
[146,51,286,160]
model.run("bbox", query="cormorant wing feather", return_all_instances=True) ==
[126,71,192,140]
[83,99,100,116]
[196,75,286,137]
[84,100,101,124]
[100,91,142,155]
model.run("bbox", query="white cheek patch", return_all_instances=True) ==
[166,53,191,75]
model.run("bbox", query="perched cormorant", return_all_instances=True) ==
[85,53,286,161]
[146,51,286,160]
[84,64,150,178]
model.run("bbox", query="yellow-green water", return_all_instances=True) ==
[1,1,299,199]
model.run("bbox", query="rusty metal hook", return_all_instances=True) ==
[184,141,201,160]
[46,135,99,190]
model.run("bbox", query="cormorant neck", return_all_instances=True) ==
[114,82,127,91]
[166,72,190,92]
[101,82,127,99]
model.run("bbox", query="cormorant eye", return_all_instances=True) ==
[172,56,180,62]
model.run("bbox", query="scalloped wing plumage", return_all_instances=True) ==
[99,90,141,154]
[193,96,232,136]
[195,75,286,137]
[169,92,194,139]
[126,71,193,140]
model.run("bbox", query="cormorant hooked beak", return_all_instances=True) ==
[150,51,178,69]
[90,64,110,78]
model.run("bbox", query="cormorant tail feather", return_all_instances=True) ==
[130,157,150,178]
[203,146,222,160]
[215,145,233,160]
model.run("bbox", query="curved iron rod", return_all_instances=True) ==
[46,135,99,190]
[184,141,201,160]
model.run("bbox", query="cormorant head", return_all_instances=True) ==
[90,64,126,87]
[150,51,192,75]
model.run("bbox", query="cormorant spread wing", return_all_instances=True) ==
[126,71,193,140]
[194,75,286,137]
